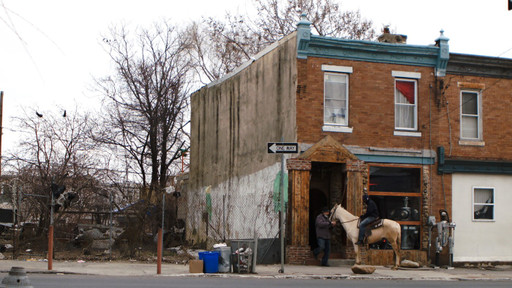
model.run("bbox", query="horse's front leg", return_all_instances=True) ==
[353,243,361,265]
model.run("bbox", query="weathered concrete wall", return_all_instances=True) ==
[188,33,298,243]
[187,162,285,244]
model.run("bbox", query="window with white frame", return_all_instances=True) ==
[324,72,349,126]
[473,187,494,221]
[461,91,482,140]
[394,79,417,130]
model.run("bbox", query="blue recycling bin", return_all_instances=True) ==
[198,251,220,273]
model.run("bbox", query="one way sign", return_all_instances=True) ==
[267,142,298,154]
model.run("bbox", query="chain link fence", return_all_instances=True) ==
[186,164,284,264]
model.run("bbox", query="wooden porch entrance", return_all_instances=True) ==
[285,136,367,264]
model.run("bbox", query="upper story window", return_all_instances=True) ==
[322,65,353,133]
[394,79,418,131]
[392,71,421,136]
[324,73,348,125]
[460,90,482,140]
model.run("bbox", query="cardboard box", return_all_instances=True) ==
[189,260,204,273]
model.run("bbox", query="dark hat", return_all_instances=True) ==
[321,206,329,213]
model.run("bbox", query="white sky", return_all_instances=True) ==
[1,0,511,157]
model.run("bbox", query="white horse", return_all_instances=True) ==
[330,204,401,269]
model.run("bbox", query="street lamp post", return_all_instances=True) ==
[157,186,174,274]
[48,189,54,270]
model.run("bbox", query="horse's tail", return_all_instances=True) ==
[396,222,402,252]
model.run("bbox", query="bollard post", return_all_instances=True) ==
[157,228,162,274]
[48,225,53,271]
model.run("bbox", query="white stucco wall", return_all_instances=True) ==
[452,173,512,262]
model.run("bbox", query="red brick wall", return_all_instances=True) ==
[296,57,434,149]
[295,56,512,264]
[434,74,512,160]
[286,245,311,265]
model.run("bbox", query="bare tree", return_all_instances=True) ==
[95,22,191,228]
[190,0,376,83]
[4,107,99,233]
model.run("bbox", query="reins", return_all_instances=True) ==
[338,218,359,224]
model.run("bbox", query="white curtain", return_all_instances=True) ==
[395,90,414,128]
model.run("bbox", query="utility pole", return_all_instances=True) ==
[0,91,4,176]
[48,188,54,270]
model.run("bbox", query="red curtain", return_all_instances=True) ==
[396,81,415,104]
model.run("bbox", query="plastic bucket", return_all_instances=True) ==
[214,246,231,273]
[198,251,220,273]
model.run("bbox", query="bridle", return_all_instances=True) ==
[330,203,360,224]
[329,204,338,222]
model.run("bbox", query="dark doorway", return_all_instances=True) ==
[309,189,327,250]
[308,162,346,255]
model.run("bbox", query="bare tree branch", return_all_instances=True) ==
[189,0,376,82]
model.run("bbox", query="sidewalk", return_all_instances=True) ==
[0,259,511,281]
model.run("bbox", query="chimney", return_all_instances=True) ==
[378,26,407,44]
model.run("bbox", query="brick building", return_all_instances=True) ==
[189,15,512,265]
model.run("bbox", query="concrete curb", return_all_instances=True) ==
[2,261,512,281]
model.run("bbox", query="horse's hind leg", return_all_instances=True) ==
[390,241,400,269]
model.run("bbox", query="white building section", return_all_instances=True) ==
[452,173,512,262]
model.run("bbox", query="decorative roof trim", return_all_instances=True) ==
[298,34,445,69]
[296,19,449,76]
[447,53,512,79]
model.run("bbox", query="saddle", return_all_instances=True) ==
[357,218,384,241]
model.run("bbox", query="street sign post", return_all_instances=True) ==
[267,142,298,154]
[268,142,298,274]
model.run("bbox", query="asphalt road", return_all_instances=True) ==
[9,274,512,288]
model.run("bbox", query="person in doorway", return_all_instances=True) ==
[313,207,336,266]
[356,194,379,245]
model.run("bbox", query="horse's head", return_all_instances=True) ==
[329,204,339,222]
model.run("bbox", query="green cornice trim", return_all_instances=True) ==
[299,35,441,67]
[296,26,449,75]
[437,146,512,174]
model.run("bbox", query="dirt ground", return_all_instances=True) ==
[1,236,195,264]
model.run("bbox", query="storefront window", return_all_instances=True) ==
[369,166,420,192]
[368,165,422,250]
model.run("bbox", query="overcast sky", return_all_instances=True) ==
[1,0,511,157]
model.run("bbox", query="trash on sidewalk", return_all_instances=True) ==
[189,260,203,273]
[198,251,220,273]
[232,246,252,273]
[214,246,231,273]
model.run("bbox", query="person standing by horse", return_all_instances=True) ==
[356,194,379,245]
[313,207,336,266]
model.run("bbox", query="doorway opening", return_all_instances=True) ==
[308,162,347,257]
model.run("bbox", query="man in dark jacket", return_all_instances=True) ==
[313,207,336,266]
[356,194,379,245]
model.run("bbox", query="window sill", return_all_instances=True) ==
[322,125,353,133]
[459,140,485,147]
[394,131,421,137]
[472,219,495,222]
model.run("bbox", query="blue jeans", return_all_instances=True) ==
[358,216,377,242]
[313,238,331,266]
